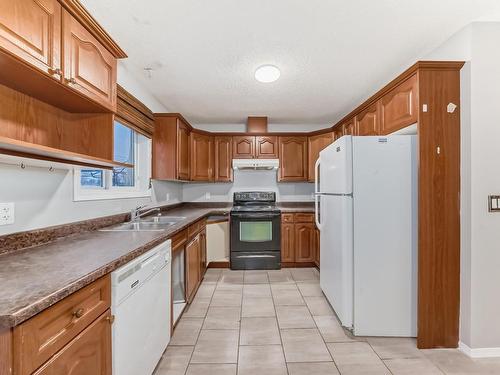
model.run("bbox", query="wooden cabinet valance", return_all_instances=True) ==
[116,85,154,137]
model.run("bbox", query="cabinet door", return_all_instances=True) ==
[307,133,333,181]
[314,227,320,267]
[62,10,117,111]
[177,120,191,180]
[295,223,316,263]
[255,136,278,159]
[186,235,201,302]
[33,310,112,375]
[214,136,233,182]
[232,136,255,159]
[342,118,355,135]
[380,74,418,134]
[200,229,207,278]
[281,223,295,263]
[0,0,61,80]
[191,132,214,181]
[278,136,308,181]
[355,102,380,136]
[333,127,343,141]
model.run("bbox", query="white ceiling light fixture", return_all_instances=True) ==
[255,65,281,83]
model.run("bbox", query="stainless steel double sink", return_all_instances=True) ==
[100,216,187,232]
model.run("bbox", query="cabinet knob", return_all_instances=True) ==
[66,78,77,85]
[72,308,84,319]
[106,315,116,324]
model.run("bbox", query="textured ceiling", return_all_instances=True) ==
[82,0,500,126]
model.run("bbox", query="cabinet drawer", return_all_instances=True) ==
[294,213,314,223]
[172,229,188,251]
[281,213,294,223]
[188,219,206,238]
[33,310,112,375]
[14,275,111,375]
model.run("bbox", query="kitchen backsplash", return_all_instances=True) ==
[182,169,315,202]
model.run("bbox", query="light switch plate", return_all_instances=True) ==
[205,192,211,200]
[0,202,15,225]
[488,195,500,212]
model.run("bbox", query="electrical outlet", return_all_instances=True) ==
[166,193,170,201]
[205,192,211,200]
[0,203,15,226]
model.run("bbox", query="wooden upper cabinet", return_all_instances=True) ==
[0,0,61,79]
[355,102,380,136]
[255,136,278,159]
[62,10,117,112]
[214,136,233,182]
[190,132,214,181]
[333,127,343,140]
[33,310,112,375]
[342,118,355,135]
[233,135,255,159]
[380,74,418,134]
[278,136,308,181]
[307,132,333,182]
[177,120,191,180]
[153,115,191,181]
[295,223,316,263]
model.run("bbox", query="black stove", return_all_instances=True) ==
[230,192,281,270]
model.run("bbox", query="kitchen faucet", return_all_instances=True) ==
[130,205,161,221]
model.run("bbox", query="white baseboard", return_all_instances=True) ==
[459,342,500,358]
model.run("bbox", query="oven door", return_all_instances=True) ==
[230,211,281,252]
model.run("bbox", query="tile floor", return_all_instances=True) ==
[155,268,500,375]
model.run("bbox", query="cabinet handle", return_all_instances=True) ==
[48,67,62,76]
[72,308,84,319]
[66,78,77,85]
[106,315,116,324]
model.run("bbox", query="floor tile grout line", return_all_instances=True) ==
[295,273,340,373]
[235,272,245,375]
[269,271,291,375]
[182,269,221,375]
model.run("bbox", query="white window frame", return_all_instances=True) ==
[73,126,152,201]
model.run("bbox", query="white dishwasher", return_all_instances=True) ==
[111,240,171,375]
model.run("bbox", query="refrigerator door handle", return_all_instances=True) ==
[315,193,322,231]
[314,158,320,194]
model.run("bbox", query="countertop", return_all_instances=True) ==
[277,202,315,212]
[0,202,314,328]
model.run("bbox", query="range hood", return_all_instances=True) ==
[232,159,279,171]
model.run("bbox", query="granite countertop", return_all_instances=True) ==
[0,205,230,329]
[0,201,314,328]
[277,202,315,212]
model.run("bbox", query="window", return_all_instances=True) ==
[74,121,152,201]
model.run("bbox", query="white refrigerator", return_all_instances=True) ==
[315,135,417,337]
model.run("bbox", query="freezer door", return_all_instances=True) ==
[319,195,353,329]
[318,135,353,194]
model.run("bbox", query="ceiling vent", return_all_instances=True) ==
[247,116,268,133]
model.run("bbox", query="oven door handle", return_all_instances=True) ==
[231,212,281,219]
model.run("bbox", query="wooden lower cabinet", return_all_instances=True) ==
[186,234,201,303]
[33,310,112,375]
[295,223,316,263]
[314,227,320,268]
[200,228,207,279]
[281,213,319,266]
[281,222,295,263]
